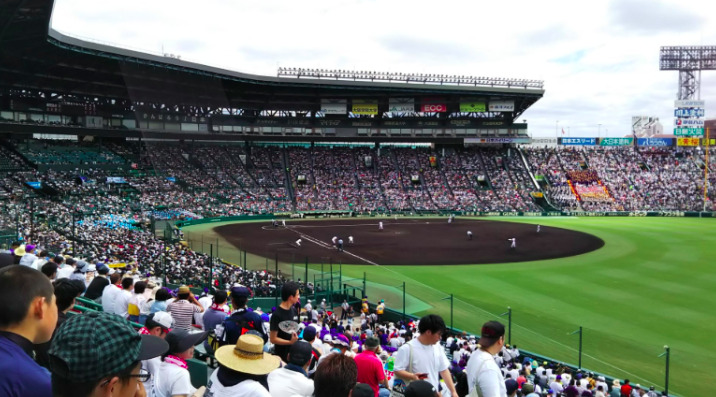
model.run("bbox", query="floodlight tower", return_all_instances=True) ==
[659,46,716,100]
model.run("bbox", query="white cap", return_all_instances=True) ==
[151,311,174,329]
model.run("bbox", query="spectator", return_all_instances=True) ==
[394,314,457,397]
[41,261,59,280]
[166,285,204,330]
[267,340,315,397]
[116,277,134,319]
[83,264,110,301]
[48,311,168,397]
[269,281,300,362]
[101,272,122,314]
[0,266,57,397]
[56,257,75,280]
[151,288,172,313]
[355,336,389,397]
[18,244,38,267]
[202,289,229,351]
[313,353,358,397]
[209,333,280,396]
[36,278,85,368]
[155,328,208,397]
[137,312,173,395]
[300,325,322,376]
[221,286,266,346]
[405,380,441,397]
[466,320,507,397]
[128,281,148,324]
[621,379,632,397]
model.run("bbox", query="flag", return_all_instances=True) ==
[561,128,566,135]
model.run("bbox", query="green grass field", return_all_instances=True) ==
[183,217,716,396]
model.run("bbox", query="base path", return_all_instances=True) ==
[214,218,604,266]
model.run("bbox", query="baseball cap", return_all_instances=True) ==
[147,311,173,330]
[405,380,437,397]
[505,378,518,395]
[352,383,374,397]
[177,285,191,294]
[288,340,313,366]
[230,286,251,297]
[480,320,505,340]
[165,329,209,355]
[323,334,333,342]
[302,326,317,341]
[49,311,168,382]
[332,334,351,348]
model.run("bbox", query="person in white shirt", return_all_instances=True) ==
[155,329,208,397]
[267,340,314,397]
[115,277,134,319]
[101,273,123,314]
[194,291,213,329]
[56,258,76,279]
[393,314,457,397]
[18,244,38,267]
[466,320,507,397]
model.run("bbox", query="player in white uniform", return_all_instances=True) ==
[295,238,302,247]
[537,224,541,233]
[282,219,286,227]
[379,221,384,230]
[467,230,473,240]
[348,236,354,244]
[332,236,338,246]
[508,238,516,249]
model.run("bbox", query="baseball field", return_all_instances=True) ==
[182,216,716,396]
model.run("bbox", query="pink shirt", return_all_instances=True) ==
[354,350,385,397]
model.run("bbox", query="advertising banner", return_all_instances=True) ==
[599,137,634,146]
[459,100,486,112]
[674,127,704,136]
[388,98,414,112]
[488,100,515,112]
[320,99,347,115]
[675,118,704,127]
[677,137,700,146]
[560,137,597,145]
[636,138,674,147]
[674,108,705,118]
[421,103,447,113]
[464,137,531,144]
[351,100,378,115]
[675,100,705,108]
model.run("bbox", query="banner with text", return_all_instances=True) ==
[675,100,705,108]
[599,137,634,146]
[674,127,704,136]
[488,100,515,112]
[320,99,347,115]
[636,137,674,147]
[459,100,486,112]
[464,137,531,144]
[421,103,447,113]
[677,137,700,146]
[560,137,597,145]
[388,98,414,112]
[351,100,378,115]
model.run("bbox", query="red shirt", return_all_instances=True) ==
[354,350,385,397]
[620,384,632,397]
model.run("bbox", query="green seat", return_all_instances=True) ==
[186,358,209,388]
[76,296,103,311]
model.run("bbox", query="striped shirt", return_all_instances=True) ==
[167,299,202,330]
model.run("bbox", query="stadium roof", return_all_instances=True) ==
[0,0,544,118]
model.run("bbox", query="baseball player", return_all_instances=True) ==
[379,221,383,230]
[337,238,344,252]
[467,230,473,240]
[537,224,541,233]
[448,215,453,224]
[282,219,286,227]
[508,238,516,249]
[348,235,354,244]
[332,236,338,246]
[295,238,302,247]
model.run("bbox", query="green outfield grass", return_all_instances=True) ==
[183,217,715,396]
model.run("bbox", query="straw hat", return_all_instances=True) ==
[214,333,280,375]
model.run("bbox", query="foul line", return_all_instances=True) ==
[287,228,380,266]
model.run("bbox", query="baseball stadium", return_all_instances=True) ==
[0,1,714,396]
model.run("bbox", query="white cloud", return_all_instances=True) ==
[51,0,716,137]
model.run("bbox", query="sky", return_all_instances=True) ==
[50,0,716,138]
